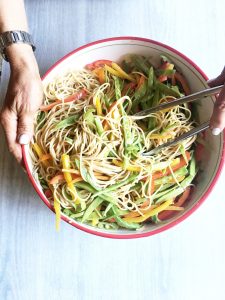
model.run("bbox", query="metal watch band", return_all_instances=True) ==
[0,30,36,61]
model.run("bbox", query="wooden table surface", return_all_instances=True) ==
[1,1,225,299]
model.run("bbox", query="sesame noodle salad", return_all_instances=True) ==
[30,54,199,230]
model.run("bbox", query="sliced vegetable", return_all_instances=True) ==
[61,154,80,204]
[174,72,191,95]
[54,196,61,231]
[95,97,102,116]
[39,153,52,162]
[94,116,104,136]
[49,174,65,185]
[123,199,174,223]
[157,82,180,97]
[55,115,79,129]
[33,143,49,167]
[105,65,134,81]
[131,55,150,75]
[82,197,104,222]
[40,89,87,111]
[158,186,191,220]
[85,59,112,70]
[112,159,141,172]
[112,206,141,229]
[93,67,105,84]
[113,76,123,100]
[111,62,135,81]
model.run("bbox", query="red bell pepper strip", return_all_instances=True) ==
[40,89,87,111]
[85,60,112,70]
[174,72,191,95]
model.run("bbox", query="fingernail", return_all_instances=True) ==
[211,128,221,136]
[19,134,30,144]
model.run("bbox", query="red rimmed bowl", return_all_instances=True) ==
[22,37,225,239]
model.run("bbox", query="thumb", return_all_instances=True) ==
[208,66,225,87]
[17,113,34,145]
[210,84,225,135]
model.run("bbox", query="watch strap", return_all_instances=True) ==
[0,30,36,61]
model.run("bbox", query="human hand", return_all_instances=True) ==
[208,66,225,135]
[0,44,43,163]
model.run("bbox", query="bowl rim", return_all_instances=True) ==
[22,36,225,239]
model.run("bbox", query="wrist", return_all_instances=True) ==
[6,44,39,73]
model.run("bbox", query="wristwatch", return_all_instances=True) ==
[0,30,36,61]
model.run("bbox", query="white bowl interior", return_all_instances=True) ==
[24,38,224,237]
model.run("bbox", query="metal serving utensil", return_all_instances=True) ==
[142,121,210,156]
[138,85,223,156]
[135,85,223,117]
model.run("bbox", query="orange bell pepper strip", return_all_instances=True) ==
[39,153,52,162]
[152,152,191,180]
[93,68,105,84]
[158,186,191,221]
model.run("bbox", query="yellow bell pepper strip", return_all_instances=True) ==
[33,142,43,157]
[111,62,135,81]
[148,133,174,140]
[123,203,183,220]
[123,199,174,223]
[61,154,80,204]
[95,97,102,116]
[33,143,49,167]
[53,196,61,231]
[112,159,141,172]
[105,65,134,82]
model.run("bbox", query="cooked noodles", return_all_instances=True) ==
[30,55,198,230]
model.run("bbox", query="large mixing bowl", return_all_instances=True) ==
[22,37,225,238]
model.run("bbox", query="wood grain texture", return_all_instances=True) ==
[0,0,225,299]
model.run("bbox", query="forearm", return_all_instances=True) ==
[0,0,38,70]
[0,0,28,32]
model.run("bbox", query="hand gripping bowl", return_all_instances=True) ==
[22,37,225,239]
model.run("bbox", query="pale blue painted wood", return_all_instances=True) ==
[0,0,225,299]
